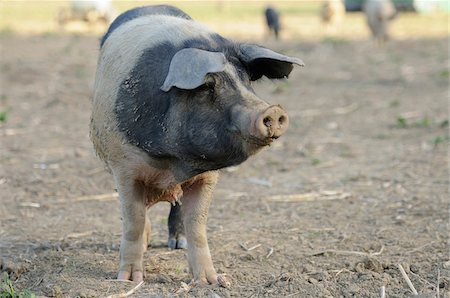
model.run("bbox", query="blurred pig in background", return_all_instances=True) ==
[363,0,398,44]
[320,0,346,33]
[58,0,116,27]
[264,6,281,39]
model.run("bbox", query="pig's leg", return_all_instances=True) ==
[168,203,187,249]
[181,172,230,287]
[114,175,147,282]
[143,214,151,251]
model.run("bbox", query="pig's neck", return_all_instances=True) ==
[170,155,248,182]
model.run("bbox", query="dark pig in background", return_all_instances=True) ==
[90,5,303,285]
[264,6,281,39]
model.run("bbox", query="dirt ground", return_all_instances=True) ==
[0,27,449,297]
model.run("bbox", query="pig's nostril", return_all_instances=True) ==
[263,117,273,127]
[278,115,286,125]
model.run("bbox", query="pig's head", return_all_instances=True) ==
[116,42,303,180]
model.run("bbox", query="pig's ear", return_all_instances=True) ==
[161,48,227,92]
[238,44,304,81]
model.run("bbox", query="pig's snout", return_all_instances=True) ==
[253,105,289,140]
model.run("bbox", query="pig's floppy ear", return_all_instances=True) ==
[161,48,226,92]
[238,44,304,81]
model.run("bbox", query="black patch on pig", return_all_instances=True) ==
[115,36,254,181]
[100,5,192,48]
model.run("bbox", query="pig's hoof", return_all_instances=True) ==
[117,270,143,283]
[168,235,187,250]
[191,274,231,288]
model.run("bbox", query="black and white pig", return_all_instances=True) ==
[90,5,303,285]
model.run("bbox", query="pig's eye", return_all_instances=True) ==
[205,81,215,91]
[196,80,215,97]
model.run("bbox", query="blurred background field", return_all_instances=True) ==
[0,1,448,40]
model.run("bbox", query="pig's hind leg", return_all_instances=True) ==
[168,203,187,249]
[181,172,231,287]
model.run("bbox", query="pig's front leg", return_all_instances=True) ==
[181,171,231,287]
[114,174,147,283]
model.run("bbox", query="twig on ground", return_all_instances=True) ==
[155,250,179,256]
[409,270,436,289]
[175,281,191,294]
[263,201,271,213]
[308,227,336,232]
[405,241,436,254]
[311,249,366,257]
[437,268,440,298]
[73,193,119,202]
[239,243,248,251]
[19,202,41,208]
[61,231,94,241]
[0,128,29,136]
[266,247,274,258]
[380,286,385,298]
[266,191,351,203]
[370,245,385,256]
[105,280,144,298]
[247,244,261,251]
[334,268,352,277]
[333,102,359,115]
[311,245,384,257]
[397,264,418,295]
[239,243,261,251]
[53,192,119,204]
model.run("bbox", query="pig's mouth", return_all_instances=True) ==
[246,136,274,147]
[228,126,275,147]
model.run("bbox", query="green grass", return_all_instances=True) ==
[395,116,445,129]
[1,273,35,298]
[439,69,449,78]
[433,135,450,146]
[395,116,408,128]
[415,117,430,128]
[389,99,400,108]
[0,108,11,123]
[310,157,321,166]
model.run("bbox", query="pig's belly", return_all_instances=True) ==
[144,183,183,208]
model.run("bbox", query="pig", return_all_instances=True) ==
[58,0,115,26]
[264,6,281,39]
[363,0,398,44]
[90,5,303,285]
[320,0,345,31]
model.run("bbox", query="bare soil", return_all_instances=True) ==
[0,32,448,298]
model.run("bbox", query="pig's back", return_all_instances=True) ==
[100,5,192,47]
